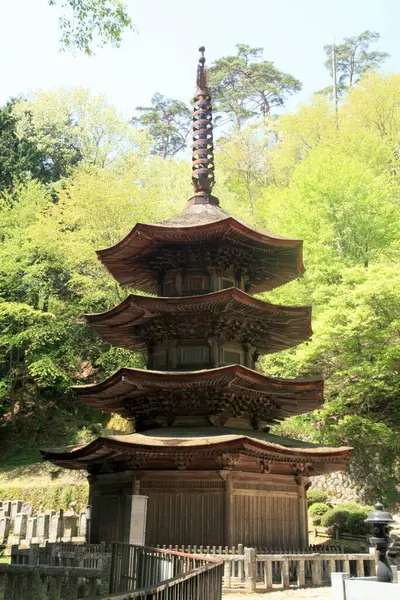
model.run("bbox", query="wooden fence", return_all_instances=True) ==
[108,543,223,600]
[154,544,376,592]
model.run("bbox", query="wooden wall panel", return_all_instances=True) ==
[145,491,224,546]
[98,493,122,544]
[233,493,300,548]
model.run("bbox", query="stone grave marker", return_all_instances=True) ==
[0,516,10,542]
[78,510,87,538]
[1,501,11,518]
[14,513,28,539]
[63,513,78,540]
[21,502,33,516]
[26,516,37,542]
[36,512,50,540]
[49,510,64,541]
[10,500,22,520]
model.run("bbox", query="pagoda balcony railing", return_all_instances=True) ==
[107,542,223,599]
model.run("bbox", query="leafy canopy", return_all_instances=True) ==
[208,44,302,129]
[132,93,192,159]
[324,31,389,92]
[48,0,134,55]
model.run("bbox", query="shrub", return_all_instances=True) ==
[321,507,349,531]
[307,489,329,506]
[308,502,331,524]
[320,503,374,535]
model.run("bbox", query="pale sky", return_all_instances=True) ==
[1,0,399,118]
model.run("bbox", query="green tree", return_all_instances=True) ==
[324,31,389,92]
[208,44,302,129]
[132,93,192,159]
[48,0,134,55]
[12,88,137,177]
[0,100,57,192]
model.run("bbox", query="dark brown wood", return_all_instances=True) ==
[43,58,352,551]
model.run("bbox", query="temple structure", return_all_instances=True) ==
[43,48,351,549]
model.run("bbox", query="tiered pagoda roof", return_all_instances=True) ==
[85,288,312,354]
[43,428,352,474]
[71,365,323,426]
[96,204,304,294]
[42,47,351,476]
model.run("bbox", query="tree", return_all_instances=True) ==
[216,121,270,219]
[132,94,192,159]
[208,44,302,129]
[0,100,57,192]
[324,31,389,92]
[12,88,137,177]
[48,0,134,55]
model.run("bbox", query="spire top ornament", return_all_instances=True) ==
[190,46,218,205]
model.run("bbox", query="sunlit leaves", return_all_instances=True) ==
[48,0,134,55]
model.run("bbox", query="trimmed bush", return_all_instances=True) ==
[320,503,374,535]
[308,502,331,524]
[307,489,329,507]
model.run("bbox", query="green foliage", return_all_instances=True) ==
[132,93,192,158]
[320,503,373,534]
[308,502,331,524]
[307,489,329,506]
[209,44,302,129]
[0,100,57,193]
[0,484,88,512]
[12,89,138,177]
[324,31,389,91]
[48,0,134,55]
[0,73,399,506]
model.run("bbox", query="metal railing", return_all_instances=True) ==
[108,543,223,599]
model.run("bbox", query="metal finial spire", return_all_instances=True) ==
[191,46,218,204]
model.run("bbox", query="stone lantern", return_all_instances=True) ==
[365,502,395,582]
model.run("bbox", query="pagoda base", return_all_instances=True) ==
[89,469,309,549]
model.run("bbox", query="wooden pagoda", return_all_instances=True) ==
[43,48,351,549]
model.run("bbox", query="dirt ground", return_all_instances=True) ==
[223,586,331,600]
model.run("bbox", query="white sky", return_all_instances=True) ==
[1,0,399,117]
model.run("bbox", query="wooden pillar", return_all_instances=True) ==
[296,476,307,549]
[225,473,233,547]
[211,340,219,367]
[244,344,252,368]
[132,473,141,496]
[210,269,219,292]
[218,471,234,546]
[175,271,183,295]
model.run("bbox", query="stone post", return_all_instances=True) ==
[244,547,256,592]
[331,572,349,600]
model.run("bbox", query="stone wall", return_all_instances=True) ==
[310,472,364,504]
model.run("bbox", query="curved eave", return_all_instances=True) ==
[84,288,312,353]
[71,364,324,420]
[96,218,304,291]
[41,434,352,472]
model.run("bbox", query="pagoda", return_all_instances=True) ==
[43,48,351,549]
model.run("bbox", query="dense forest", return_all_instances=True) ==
[0,35,399,504]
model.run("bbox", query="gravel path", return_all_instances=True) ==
[223,587,331,599]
